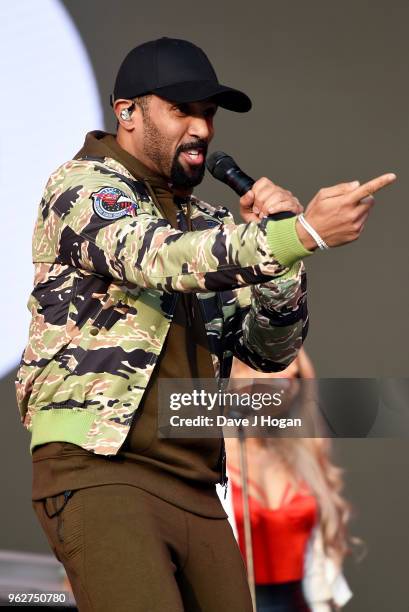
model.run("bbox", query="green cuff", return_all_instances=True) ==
[278,261,301,280]
[30,409,96,455]
[266,216,313,269]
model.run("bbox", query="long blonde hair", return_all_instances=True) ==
[231,350,358,566]
[265,436,353,566]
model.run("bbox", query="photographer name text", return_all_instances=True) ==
[169,415,302,429]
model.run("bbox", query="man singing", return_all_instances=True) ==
[16,37,395,611]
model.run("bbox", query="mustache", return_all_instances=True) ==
[177,140,208,156]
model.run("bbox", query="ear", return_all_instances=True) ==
[114,99,136,131]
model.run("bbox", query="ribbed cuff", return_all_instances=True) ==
[278,261,301,280]
[30,409,96,454]
[266,216,313,268]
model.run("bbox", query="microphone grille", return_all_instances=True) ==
[206,151,235,180]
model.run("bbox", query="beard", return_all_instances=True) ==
[142,114,207,188]
[169,141,208,188]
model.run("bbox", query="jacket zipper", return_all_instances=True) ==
[180,199,228,494]
[177,198,195,326]
[216,292,229,496]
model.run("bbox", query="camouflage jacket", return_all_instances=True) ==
[16,154,310,456]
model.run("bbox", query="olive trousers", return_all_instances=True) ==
[32,484,253,612]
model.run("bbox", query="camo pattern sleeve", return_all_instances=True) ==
[231,263,308,371]
[35,159,304,293]
[218,213,309,373]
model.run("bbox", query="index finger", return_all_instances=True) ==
[346,173,397,202]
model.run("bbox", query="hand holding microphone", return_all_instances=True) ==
[239,178,303,223]
[206,151,397,251]
[206,152,302,223]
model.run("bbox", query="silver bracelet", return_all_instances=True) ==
[297,214,329,250]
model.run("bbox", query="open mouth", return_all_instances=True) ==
[180,148,205,166]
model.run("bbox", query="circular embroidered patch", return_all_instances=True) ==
[91,187,139,220]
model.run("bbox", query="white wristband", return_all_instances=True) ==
[297,214,329,250]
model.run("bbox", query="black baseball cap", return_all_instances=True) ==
[111,37,252,113]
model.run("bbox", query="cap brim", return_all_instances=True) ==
[151,80,252,113]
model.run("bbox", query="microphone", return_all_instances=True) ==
[206,151,295,221]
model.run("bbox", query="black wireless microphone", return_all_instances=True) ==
[206,151,295,221]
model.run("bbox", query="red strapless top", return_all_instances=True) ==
[231,468,317,585]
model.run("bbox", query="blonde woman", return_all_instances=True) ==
[222,350,353,612]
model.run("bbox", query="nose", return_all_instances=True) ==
[187,115,213,141]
